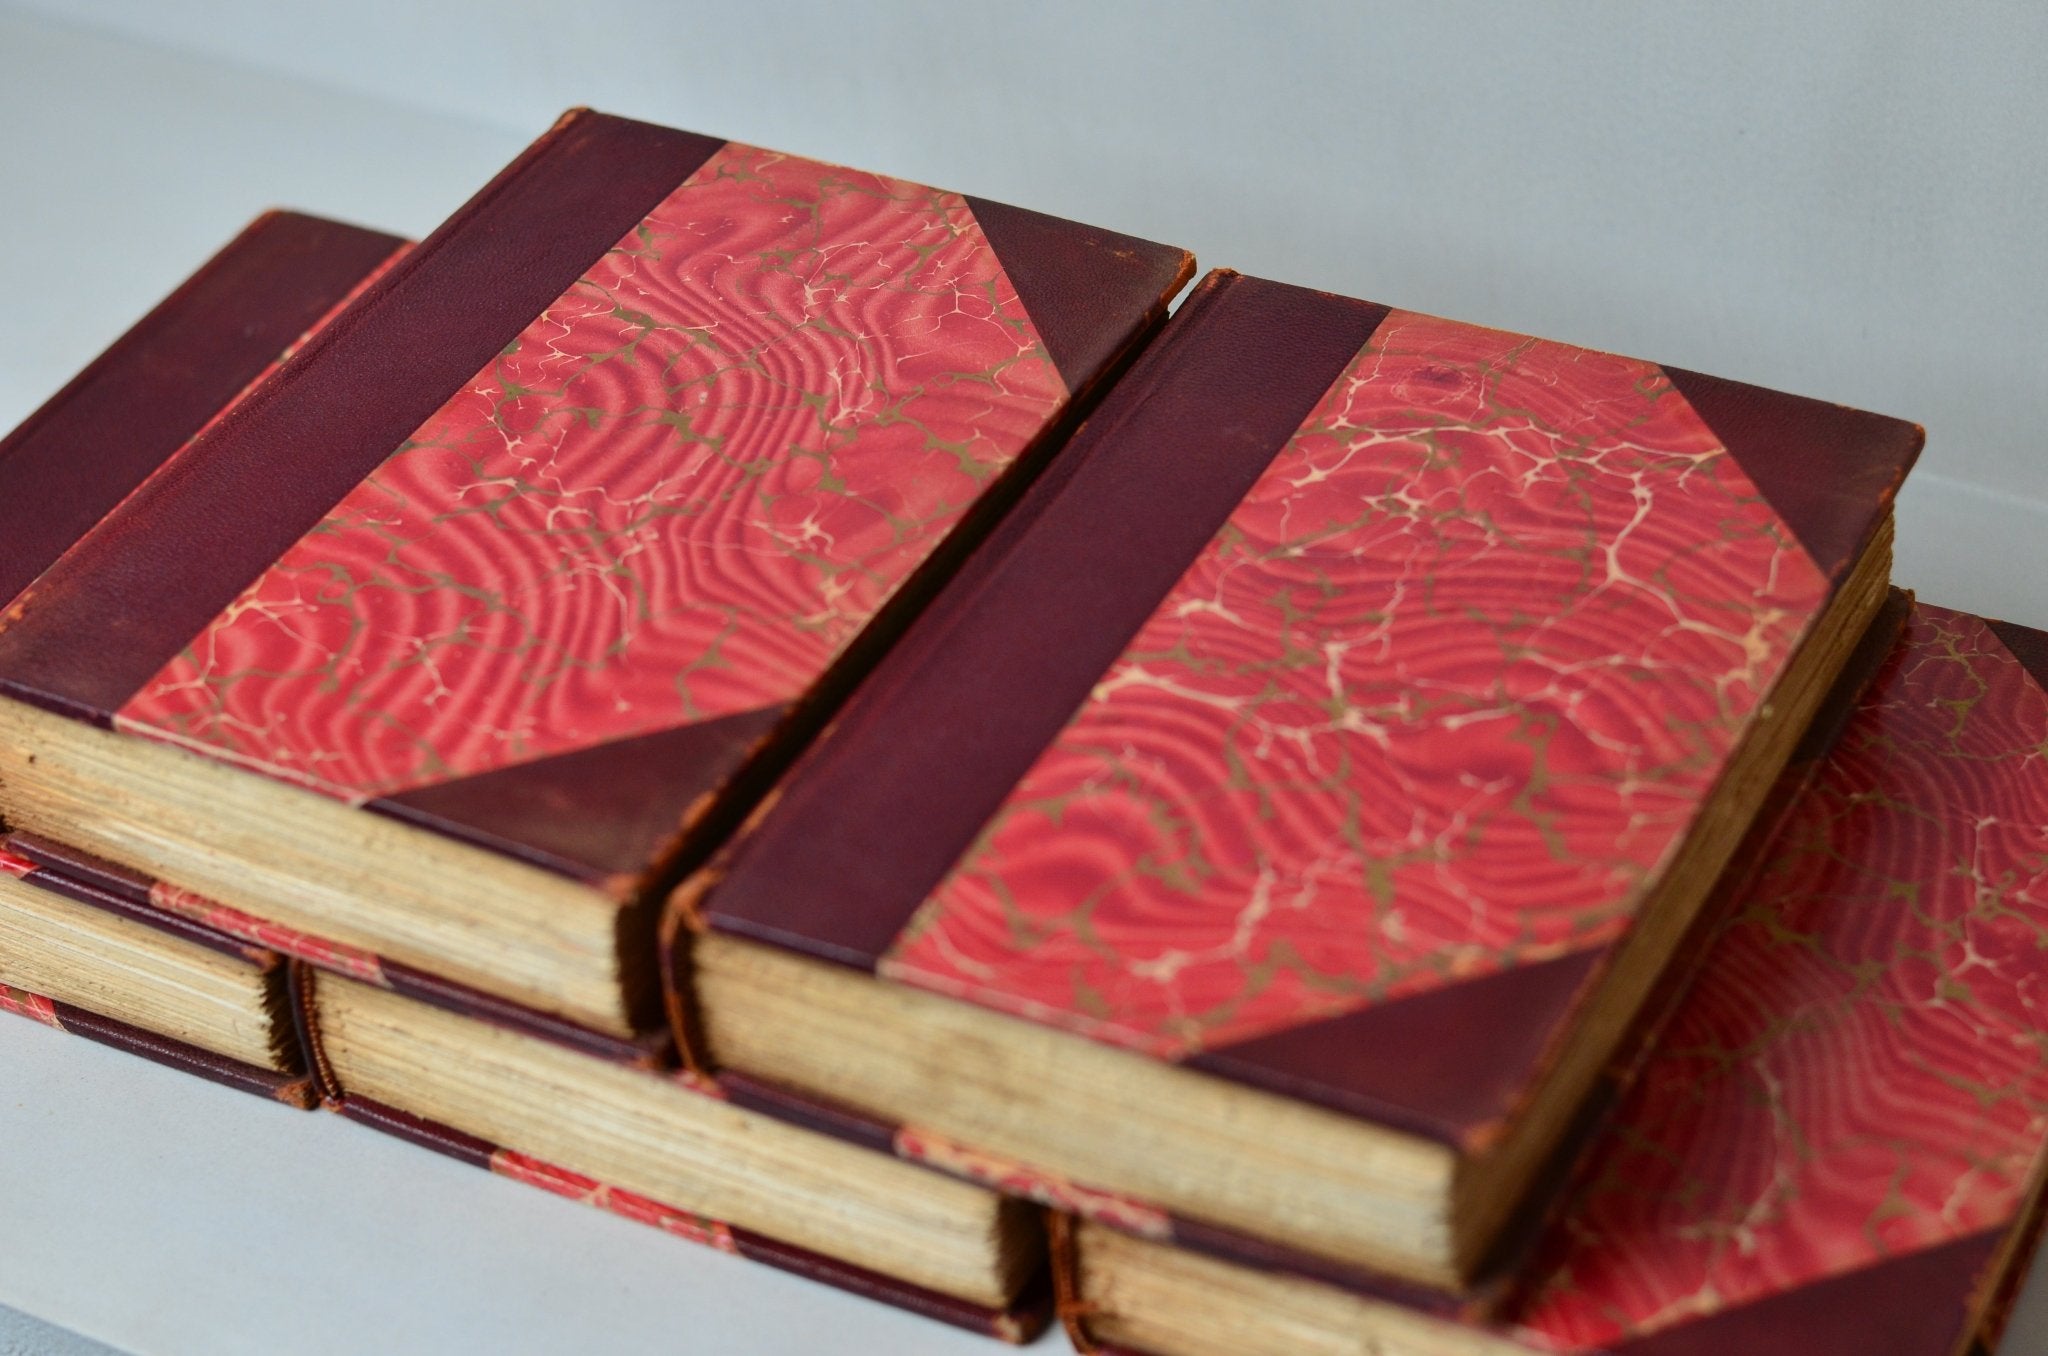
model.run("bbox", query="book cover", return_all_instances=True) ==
[680,268,1922,1286]
[0,108,1194,1039]
[0,209,405,611]
[1060,601,2048,1355]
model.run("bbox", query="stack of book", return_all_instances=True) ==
[3,108,2044,1353]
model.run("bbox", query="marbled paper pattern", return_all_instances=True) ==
[491,1148,737,1251]
[113,145,1064,800]
[1514,605,2048,1347]
[883,310,1828,1058]
[148,881,386,984]
[0,982,61,1029]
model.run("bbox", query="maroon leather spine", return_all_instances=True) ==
[690,271,1388,968]
[0,210,405,612]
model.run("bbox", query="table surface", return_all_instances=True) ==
[1,7,2044,1353]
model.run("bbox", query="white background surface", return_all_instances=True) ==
[4,0,2044,624]
[1,4,2045,1352]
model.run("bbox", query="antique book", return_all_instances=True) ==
[1054,600,2048,1356]
[290,963,1049,1340]
[0,211,402,1106]
[0,208,405,611]
[674,269,1921,1290]
[0,109,1194,1045]
[0,838,312,1106]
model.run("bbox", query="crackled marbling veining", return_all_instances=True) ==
[1514,605,2048,1347]
[883,310,1827,1057]
[113,145,1063,800]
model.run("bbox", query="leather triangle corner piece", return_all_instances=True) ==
[1660,365,1922,584]
[961,195,1190,392]
[371,704,789,883]
[1182,947,1606,1148]
[1988,618,2048,696]
[1608,1229,2002,1356]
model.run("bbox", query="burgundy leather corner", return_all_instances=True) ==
[0,113,724,725]
[1609,1230,2000,1356]
[0,211,404,611]
[963,195,1193,393]
[1988,617,2048,695]
[371,704,788,885]
[1183,947,1606,1150]
[703,272,1388,967]
[338,1095,498,1171]
[50,998,310,1105]
[1660,365,1921,585]
[730,1227,1054,1343]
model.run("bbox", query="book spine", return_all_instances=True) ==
[286,963,1050,1342]
[0,980,314,1108]
[0,211,405,612]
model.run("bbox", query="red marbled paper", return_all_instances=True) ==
[882,310,1829,1058]
[0,982,61,1029]
[1513,604,2048,1347]
[114,145,1063,800]
[491,1148,737,1251]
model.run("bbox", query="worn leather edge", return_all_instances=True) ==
[962,194,1193,393]
[1660,365,1922,586]
[1184,948,1605,1153]
[370,704,791,887]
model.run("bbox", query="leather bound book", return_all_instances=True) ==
[0,209,405,612]
[1057,601,2048,1356]
[674,269,1922,1291]
[0,109,1194,1045]
[0,838,312,1106]
[288,963,1051,1341]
